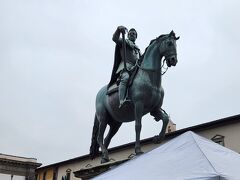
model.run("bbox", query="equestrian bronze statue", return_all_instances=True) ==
[90,29,179,163]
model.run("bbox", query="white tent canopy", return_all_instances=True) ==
[93,131,240,180]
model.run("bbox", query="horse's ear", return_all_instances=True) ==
[169,30,175,37]
[169,30,180,40]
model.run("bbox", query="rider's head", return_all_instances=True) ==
[128,28,137,42]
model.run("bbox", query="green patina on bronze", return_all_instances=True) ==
[90,27,179,163]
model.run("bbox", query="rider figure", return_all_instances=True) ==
[108,26,141,108]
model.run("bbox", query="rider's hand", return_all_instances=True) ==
[118,26,128,34]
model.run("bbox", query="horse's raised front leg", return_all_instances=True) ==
[134,102,144,155]
[150,108,169,144]
[104,120,122,149]
[97,116,109,164]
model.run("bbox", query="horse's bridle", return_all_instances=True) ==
[136,58,167,74]
[136,37,177,75]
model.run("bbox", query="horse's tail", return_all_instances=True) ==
[89,114,100,159]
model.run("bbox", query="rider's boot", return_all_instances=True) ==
[119,84,128,108]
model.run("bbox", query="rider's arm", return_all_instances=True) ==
[112,26,126,46]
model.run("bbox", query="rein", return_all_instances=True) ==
[136,58,168,75]
[161,59,169,75]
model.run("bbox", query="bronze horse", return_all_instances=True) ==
[90,31,179,163]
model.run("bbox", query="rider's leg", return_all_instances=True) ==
[119,70,130,108]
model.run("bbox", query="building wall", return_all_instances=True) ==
[46,169,54,180]
[37,168,54,180]
[0,174,25,180]
[0,154,41,180]
[197,121,240,153]
[36,119,240,180]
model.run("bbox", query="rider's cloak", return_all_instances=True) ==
[107,44,122,88]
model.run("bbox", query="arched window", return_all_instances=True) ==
[211,134,225,146]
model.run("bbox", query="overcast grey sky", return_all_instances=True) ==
[0,0,240,166]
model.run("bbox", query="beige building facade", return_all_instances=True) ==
[0,153,41,180]
[36,114,240,180]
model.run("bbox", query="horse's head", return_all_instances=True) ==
[159,31,179,67]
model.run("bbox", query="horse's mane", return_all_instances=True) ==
[139,34,168,62]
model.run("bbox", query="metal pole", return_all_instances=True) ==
[122,31,127,71]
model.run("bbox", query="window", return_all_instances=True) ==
[43,172,46,180]
[211,134,225,146]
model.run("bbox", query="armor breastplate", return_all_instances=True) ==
[120,46,140,65]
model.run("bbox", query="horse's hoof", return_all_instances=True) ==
[101,157,109,164]
[153,135,163,144]
[135,147,144,155]
[135,151,144,156]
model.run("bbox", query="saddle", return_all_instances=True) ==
[107,66,139,95]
